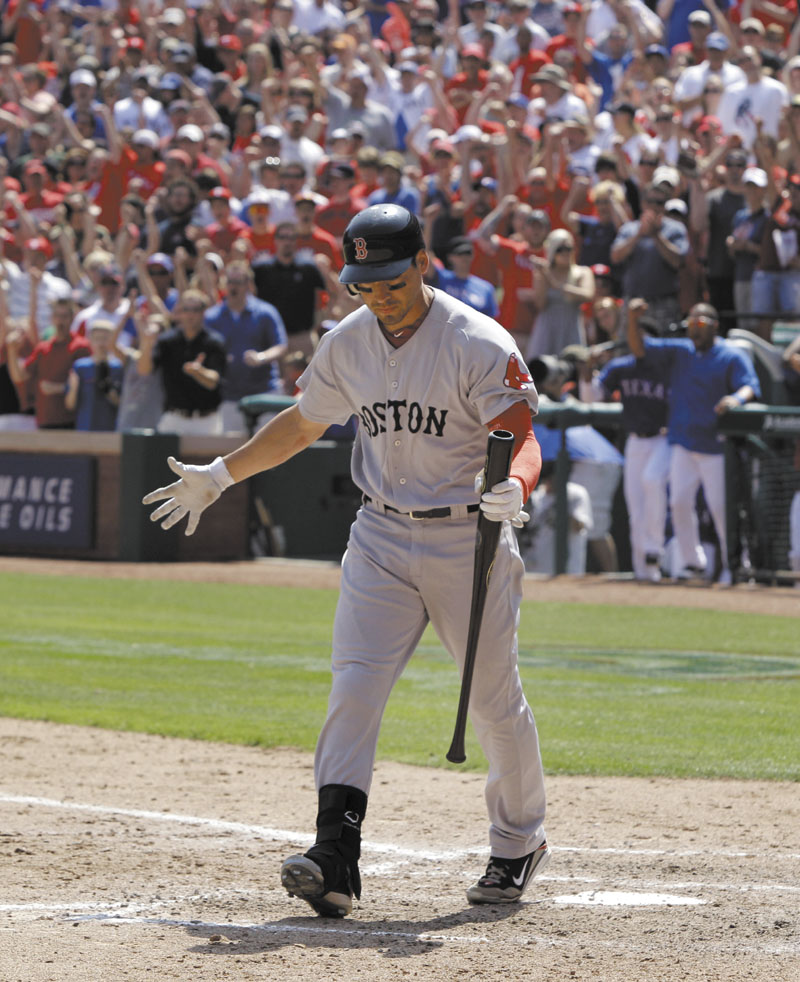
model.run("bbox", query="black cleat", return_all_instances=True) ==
[466,841,551,904]
[281,849,354,918]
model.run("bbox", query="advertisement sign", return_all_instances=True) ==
[0,454,95,548]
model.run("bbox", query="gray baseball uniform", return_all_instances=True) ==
[296,288,547,859]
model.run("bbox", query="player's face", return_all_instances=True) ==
[353,252,430,329]
[687,307,718,351]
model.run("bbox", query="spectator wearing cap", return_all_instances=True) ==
[315,163,368,240]
[750,175,800,331]
[424,235,499,319]
[252,223,326,358]
[673,31,745,127]
[458,0,505,60]
[204,186,250,258]
[527,65,589,131]
[611,183,690,335]
[716,47,789,149]
[247,157,296,225]
[445,44,490,126]
[90,107,166,235]
[420,139,465,262]
[64,69,107,144]
[658,0,726,51]
[168,42,214,95]
[202,261,287,433]
[3,237,72,338]
[689,147,747,334]
[545,4,589,80]
[215,35,246,82]
[19,160,63,226]
[323,66,397,152]
[280,107,325,175]
[112,72,171,140]
[671,9,713,67]
[240,190,274,261]
[367,151,421,216]
[174,124,229,187]
[727,167,770,332]
[293,193,344,271]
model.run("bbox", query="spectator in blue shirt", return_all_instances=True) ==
[204,261,288,434]
[427,237,499,319]
[65,321,124,432]
[367,152,421,216]
[628,299,760,584]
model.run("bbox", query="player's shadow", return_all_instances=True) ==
[184,902,537,959]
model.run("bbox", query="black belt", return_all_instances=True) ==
[362,494,479,520]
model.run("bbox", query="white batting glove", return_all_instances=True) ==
[475,472,529,528]
[142,456,234,536]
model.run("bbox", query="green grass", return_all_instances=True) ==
[2,572,798,781]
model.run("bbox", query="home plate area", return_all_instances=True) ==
[0,721,797,982]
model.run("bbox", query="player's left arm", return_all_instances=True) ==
[714,352,761,415]
[487,400,542,500]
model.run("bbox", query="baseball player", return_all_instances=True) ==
[593,300,672,582]
[143,204,550,917]
[627,300,761,584]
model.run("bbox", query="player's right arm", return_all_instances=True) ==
[143,404,329,535]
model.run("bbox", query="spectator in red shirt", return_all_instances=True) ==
[241,193,275,262]
[315,164,368,241]
[205,187,249,258]
[19,160,63,226]
[294,192,344,270]
[7,295,90,429]
[445,44,490,125]
[215,35,246,81]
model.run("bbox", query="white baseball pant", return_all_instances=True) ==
[668,444,728,575]
[314,503,547,859]
[624,434,670,577]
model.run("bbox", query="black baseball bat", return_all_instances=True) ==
[446,429,516,764]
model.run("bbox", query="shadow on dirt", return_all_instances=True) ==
[184,901,539,958]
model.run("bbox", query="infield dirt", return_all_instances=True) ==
[1,558,798,982]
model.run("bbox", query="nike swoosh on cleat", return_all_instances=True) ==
[511,858,531,887]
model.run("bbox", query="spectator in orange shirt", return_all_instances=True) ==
[315,164,368,241]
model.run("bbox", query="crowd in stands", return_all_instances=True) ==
[0,0,799,580]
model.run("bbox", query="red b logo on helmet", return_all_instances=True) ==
[353,236,368,261]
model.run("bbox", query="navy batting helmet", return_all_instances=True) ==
[340,204,425,284]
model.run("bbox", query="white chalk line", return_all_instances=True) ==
[3,792,799,864]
